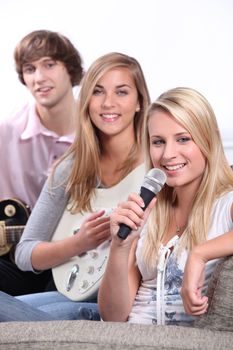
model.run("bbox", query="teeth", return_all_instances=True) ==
[165,164,185,171]
[101,114,118,119]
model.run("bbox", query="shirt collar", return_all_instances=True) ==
[21,103,75,142]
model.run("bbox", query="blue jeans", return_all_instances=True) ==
[17,291,100,321]
[0,291,56,322]
[0,291,100,322]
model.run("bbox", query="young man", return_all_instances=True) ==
[0,30,84,295]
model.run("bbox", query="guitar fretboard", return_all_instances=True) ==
[5,225,25,244]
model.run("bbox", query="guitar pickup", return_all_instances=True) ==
[0,221,7,247]
[66,264,79,291]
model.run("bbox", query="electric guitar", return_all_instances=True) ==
[52,164,146,301]
[0,199,30,256]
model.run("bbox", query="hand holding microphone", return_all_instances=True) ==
[117,168,167,240]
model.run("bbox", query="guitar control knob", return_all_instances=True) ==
[4,204,16,217]
[86,266,94,274]
[80,280,89,289]
[89,251,98,259]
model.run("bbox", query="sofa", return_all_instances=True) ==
[1,255,233,350]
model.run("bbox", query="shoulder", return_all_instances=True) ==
[209,190,233,238]
[51,155,73,186]
[215,191,233,208]
[0,103,31,131]
[124,162,147,183]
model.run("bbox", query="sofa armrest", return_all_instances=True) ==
[195,255,233,331]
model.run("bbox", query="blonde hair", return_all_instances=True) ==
[54,52,150,212]
[142,87,233,267]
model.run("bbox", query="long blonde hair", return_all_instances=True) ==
[142,87,233,267]
[54,52,150,212]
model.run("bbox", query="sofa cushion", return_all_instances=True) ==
[195,255,233,331]
[0,320,233,350]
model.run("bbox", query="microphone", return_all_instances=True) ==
[117,168,167,240]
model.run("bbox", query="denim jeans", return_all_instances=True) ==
[17,291,100,321]
[0,291,100,322]
[0,291,56,321]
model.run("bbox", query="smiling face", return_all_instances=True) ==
[148,109,206,190]
[22,57,73,109]
[88,67,140,139]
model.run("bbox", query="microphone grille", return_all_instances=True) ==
[142,168,167,195]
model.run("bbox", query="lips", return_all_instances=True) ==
[164,163,186,171]
[35,86,53,93]
[100,113,120,122]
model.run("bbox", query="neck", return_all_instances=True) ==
[36,93,76,136]
[100,129,137,163]
[173,206,187,235]
[174,178,202,211]
[99,133,143,187]
[171,184,199,236]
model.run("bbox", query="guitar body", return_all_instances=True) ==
[52,164,146,301]
[0,199,30,256]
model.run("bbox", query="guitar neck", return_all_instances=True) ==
[5,225,25,244]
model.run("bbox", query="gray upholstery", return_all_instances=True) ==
[0,320,233,350]
[1,256,233,349]
[195,255,233,331]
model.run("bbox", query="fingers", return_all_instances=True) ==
[189,300,208,316]
[113,208,143,232]
[83,210,110,232]
[112,193,145,231]
[85,210,108,223]
[183,294,209,315]
[180,282,209,316]
[92,221,111,241]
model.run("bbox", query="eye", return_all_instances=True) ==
[151,138,165,146]
[22,65,35,74]
[93,88,103,95]
[177,136,191,143]
[45,61,57,69]
[116,89,128,96]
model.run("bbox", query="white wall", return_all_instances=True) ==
[1,0,233,162]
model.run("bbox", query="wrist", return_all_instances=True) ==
[190,245,208,264]
[110,237,132,255]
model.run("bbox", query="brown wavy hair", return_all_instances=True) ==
[14,30,84,86]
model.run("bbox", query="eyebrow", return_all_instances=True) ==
[95,83,133,89]
[23,57,55,66]
[151,131,190,137]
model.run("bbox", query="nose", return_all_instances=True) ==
[101,92,115,108]
[34,68,46,82]
[162,141,177,160]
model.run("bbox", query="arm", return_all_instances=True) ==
[98,192,156,321]
[181,202,233,315]
[15,158,70,271]
[181,232,233,315]
[98,237,141,322]
[31,209,110,270]
[15,157,111,271]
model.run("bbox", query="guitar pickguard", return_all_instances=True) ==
[52,163,146,301]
